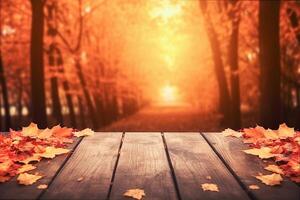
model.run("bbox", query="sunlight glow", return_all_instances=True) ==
[149,0,183,23]
[160,84,178,103]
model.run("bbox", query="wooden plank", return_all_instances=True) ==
[0,137,81,200]
[41,132,123,200]
[164,132,251,200]
[202,133,300,200]
[109,132,178,200]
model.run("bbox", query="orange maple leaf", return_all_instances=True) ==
[123,189,145,200]
[255,173,283,186]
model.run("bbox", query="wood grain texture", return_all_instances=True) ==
[202,133,300,200]
[109,132,178,200]
[164,132,250,200]
[41,132,122,200]
[0,137,81,200]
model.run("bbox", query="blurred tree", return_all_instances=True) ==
[30,0,47,128]
[227,0,241,129]
[259,0,281,128]
[0,0,11,131]
[199,0,232,127]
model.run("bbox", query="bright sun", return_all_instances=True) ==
[160,84,178,103]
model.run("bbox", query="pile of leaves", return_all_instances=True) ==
[0,123,93,185]
[223,123,300,185]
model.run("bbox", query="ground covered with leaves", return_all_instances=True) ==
[223,123,300,185]
[0,123,93,185]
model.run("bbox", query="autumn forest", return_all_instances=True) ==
[0,0,300,131]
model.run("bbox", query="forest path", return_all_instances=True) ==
[100,104,221,132]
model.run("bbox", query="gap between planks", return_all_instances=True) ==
[200,132,256,200]
[161,132,183,200]
[37,136,84,199]
[106,132,125,200]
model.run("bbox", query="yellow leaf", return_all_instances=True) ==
[264,164,283,174]
[222,128,242,138]
[17,164,36,174]
[74,128,94,137]
[22,123,40,138]
[255,173,283,186]
[37,184,48,189]
[243,147,275,159]
[38,128,53,139]
[19,154,41,164]
[123,189,145,200]
[278,123,295,139]
[201,183,219,192]
[38,146,69,159]
[17,173,43,185]
[249,184,260,190]
[0,161,12,175]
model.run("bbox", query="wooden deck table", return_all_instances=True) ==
[0,132,299,200]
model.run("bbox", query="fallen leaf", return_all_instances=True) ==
[123,189,145,200]
[17,173,43,185]
[278,123,295,139]
[206,176,212,180]
[255,173,283,186]
[249,184,260,190]
[0,176,11,182]
[17,164,36,174]
[37,184,48,189]
[264,164,283,174]
[222,128,242,138]
[201,183,219,192]
[77,177,84,182]
[243,147,275,159]
[74,128,94,137]
[19,154,41,164]
[22,123,40,138]
[38,147,69,159]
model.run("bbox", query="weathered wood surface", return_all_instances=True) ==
[109,132,178,200]
[0,137,81,200]
[202,133,300,200]
[164,133,250,200]
[41,132,122,200]
[0,132,299,200]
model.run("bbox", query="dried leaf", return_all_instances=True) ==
[249,184,260,190]
[243,147,275,159]
[22,123,40,138]
[205,176,212,180]
[201,183,219,192]
[19,154,41,164]
[222,128,242,138]
[17,173,43,185]
[37,184,48,189]
[0,176,11,183]
[38,147,69,159]
[77,177,84,182]
[255,173,283,186]
[17,164,36,174]
[264,164,283,174]
[123,189,145,200]
[278,123,295,139]
[74,128,94,137]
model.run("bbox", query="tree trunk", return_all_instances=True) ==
[0,51,10,130]
[62,80,77,128]
[228,4,241,130]
[75,59,98,129]
[199,1,232,126]
[77,95,86,128]
[259,1,281,128]
[50,77,63,124]
[30,0,47,128]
